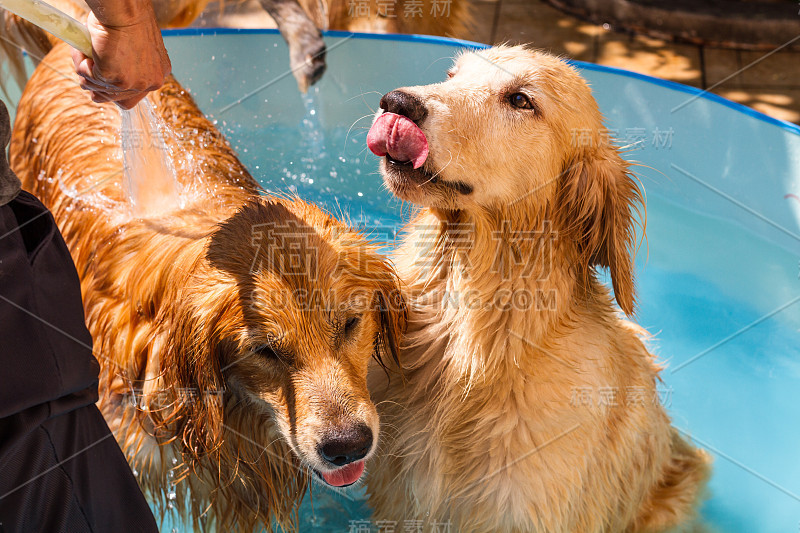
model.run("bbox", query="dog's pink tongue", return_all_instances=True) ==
[321,460,365,487]
[367,112,428,169]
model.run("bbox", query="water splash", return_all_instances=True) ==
[120,98,184,216]
[230,119,387,229]
[300,88,326,157]
[166,464,176,510]
[293,88,327,188]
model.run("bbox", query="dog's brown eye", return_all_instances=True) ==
[254,344,280,360]
[508,92,534,110]
[344,316,360,335]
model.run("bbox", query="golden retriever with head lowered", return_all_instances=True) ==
[10,41,404,531]
[366,45,710,532]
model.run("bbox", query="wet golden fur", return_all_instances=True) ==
[367,46,711,532]
[10,42,405,531]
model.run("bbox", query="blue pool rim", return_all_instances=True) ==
[162,27,800,138]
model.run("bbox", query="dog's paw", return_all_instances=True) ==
[287,25,326,93]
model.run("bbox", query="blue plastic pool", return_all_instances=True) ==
[11,29,800,532]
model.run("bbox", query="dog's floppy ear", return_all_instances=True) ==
[158,297,226,462]
[367,257,407,372]
[375,285,406,371]
[557,147,642,315]
[334,228,407,372]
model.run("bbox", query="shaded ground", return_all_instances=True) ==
[543,0,800,49]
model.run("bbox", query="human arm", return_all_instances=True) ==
[71,0,171,109]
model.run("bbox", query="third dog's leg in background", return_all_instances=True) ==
[259,0,326,92]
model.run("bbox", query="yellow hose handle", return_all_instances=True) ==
[0,0,92,56]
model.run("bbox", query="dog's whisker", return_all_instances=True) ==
[424,55,457,76]
[344,113,376,149]
[357,89,381,115]
[345,90,384,105]
[421,149,454,185]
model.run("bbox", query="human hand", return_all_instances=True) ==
[72,6,171,109]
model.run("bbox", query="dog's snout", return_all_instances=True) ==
[318,424,373,466]
[380,90,427,123]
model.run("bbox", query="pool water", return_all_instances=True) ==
[157,30,800,532]
[637,196,800,533]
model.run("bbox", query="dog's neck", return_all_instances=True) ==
[399,202,593,377]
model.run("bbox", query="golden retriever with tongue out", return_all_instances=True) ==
[365,45,710,532]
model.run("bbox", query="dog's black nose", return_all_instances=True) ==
[380,90,428,123]
[318,424,373,466]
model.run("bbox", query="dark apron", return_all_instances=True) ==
[0,191,157,532]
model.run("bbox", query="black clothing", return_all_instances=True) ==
[0,190,98,416]
[0,100,157,532]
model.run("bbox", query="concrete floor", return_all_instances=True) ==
[190,0,800,125]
